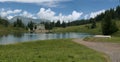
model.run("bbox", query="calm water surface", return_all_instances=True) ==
[0,32,92,45]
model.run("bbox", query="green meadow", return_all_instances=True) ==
[0,39,108,62]
[52,20,120,43]
[52,22,102,34]
[52,20,120,36]
[0,25,27,35]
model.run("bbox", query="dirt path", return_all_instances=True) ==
[73,39,120,62]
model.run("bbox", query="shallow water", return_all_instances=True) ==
[0,32,92,44]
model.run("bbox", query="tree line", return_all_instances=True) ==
[90,6,120,35]
[0,17,9,27]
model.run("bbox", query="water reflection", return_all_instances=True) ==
[0,32,92,45]
[13,33,24,38]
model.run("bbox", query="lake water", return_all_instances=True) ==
[0,32,92,45]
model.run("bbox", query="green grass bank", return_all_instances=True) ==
[84,37,120,43]
[0,39,108,62]
[52,21,120,36]
[0,25,27,35]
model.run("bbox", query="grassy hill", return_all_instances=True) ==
[52,23,101,34]
[52,20,120,36]
[0,25,27,35]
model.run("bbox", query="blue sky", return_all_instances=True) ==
[0,0,119,22]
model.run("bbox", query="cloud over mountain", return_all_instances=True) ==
[84,9,106,19]
[0,8,22,19]
[90,9,105,18]
[0,8,106,22]
[20,11,37,19]
[37,8,83,22]
[0,8,83,22]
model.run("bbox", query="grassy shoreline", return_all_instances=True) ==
[84,37,120,43]
[0,25,27,36]
[52,21,120,36]
[52,21,120,43]
[0,39,108,62]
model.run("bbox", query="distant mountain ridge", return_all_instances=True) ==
[10,16,49,24]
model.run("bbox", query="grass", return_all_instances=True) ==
[52,23,102,35]
[0,25,27,35]
[83,20,120,43]
[0,39,108,62]
[52,20,120,36]
[84,37,120,43]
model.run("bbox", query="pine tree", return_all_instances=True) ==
[91,20,96,29]
[0,18,9,27]
[61,21,67,28]
[101,12,118,35]
[115,6,120,19]
[44,22,53,30]
[55,20,61,27]
[13,19,25,28]
[27,21,35,30]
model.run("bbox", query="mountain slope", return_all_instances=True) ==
[10,16,49,24]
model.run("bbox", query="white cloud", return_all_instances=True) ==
[0,9,38,19]
[13,9,22,13]
[7,15,13,19]
[37,8,83,22]
[90,9,105,18]
[0,8,81,22]
[0,9,22,19]
[37,8,55,20]
[0,0,71,7]
[0,8,106,22]
[20,11,36,19]
[6,9,22,14]
[84,14,89,19]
